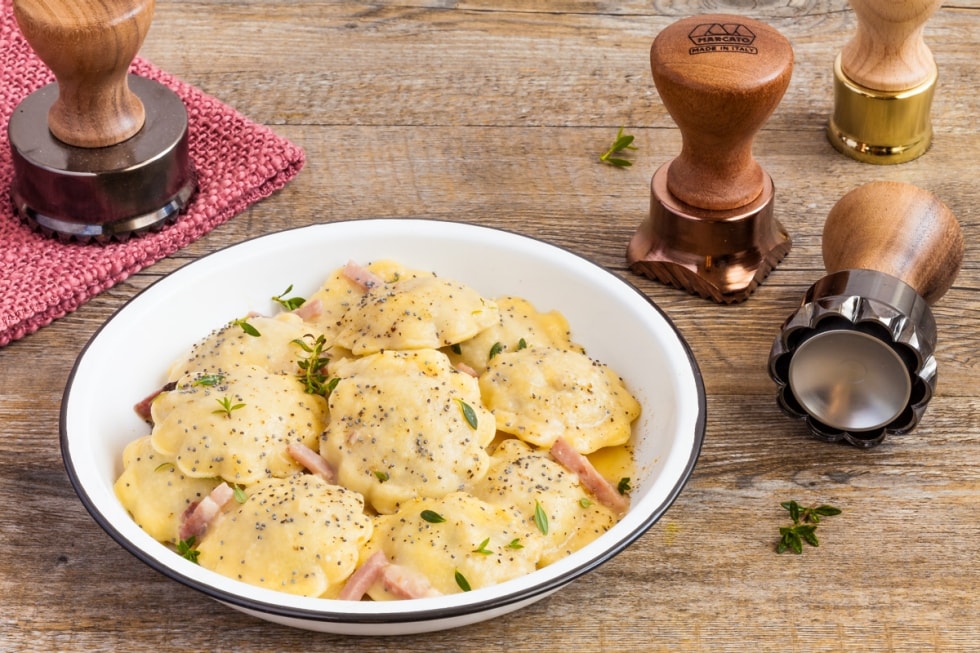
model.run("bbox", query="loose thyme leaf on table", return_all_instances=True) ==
[776,500,842,554]
[599,126,638,167]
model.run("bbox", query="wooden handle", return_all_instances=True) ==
[650,14,793,211]
[14,0,154,148]
[840,0,942,92]
[822,181,963,304]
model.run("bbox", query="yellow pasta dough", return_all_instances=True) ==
[365,491,544,598]
[300,260,424,339]
[166,312,314,381]
[472,438,617,565]
[335,275,500,355]
[113,435,220,543]
[150,366,327,484]
[447,295,582,374]
[196,475,372,598]
[479,346,641,453]
[321,349,495,514]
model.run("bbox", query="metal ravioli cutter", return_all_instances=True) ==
[768,181,963,448]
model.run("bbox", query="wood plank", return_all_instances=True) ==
[1,0,977,650]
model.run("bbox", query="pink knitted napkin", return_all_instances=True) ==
[0,1,305,347]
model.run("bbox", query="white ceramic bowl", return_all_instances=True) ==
[62,219,705,635]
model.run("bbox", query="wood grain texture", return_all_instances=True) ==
[13,0,154,146]
[840,0,944,91]
[1,1,977,651]
[651,14,793,209]
[822,180,964,303]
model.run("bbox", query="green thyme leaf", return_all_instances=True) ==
[272,284,306,311]
[213,396,245,418]
[176,536,200,564]
[232,483,247,504]
[579,497,593,509]
[192,374,225,388]
[814,505,843,517]
[232,318,261,337]
[516,337,528,351]
[374,470,390,483]
[457,399,478,429]
[797,525,819,547]
[293,334,332,396]
[507,538,524,550]
[534,500,549,535]
[473,538,493,555]
[455,569,472,592]
[421,510,446,524]
[488,341,504,360]
[604,157,633,167]
[599,126,638,167]
[617,477,632,495]
[776,501,841,554]
[782,500,802,524]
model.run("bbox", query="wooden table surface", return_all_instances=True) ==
[2,1,977,651]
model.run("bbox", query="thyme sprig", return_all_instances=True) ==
[213,396,245,418]
[176,536,200,564]
[776,500,842,554]
[232,317,261,337]
[272,284,306,311]
[293,334,335,396]
[599,126,638,167]
[473,538,493,555]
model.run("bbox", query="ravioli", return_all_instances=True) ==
[196,475,372,598]
[167,312,314,381]
[150,366,327,484]
[335,275,499,355]
[117,260,643,600]
[472,438,617,565]
[479,347,641,453]
[300,259,425,339]
[320,349,495,514]
[113,435,220,543]
[365,491,544,598]
[447,296,582,374]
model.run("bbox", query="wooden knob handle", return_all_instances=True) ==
[651,15,793,211]
[14,0,154,148]
[822,181,963,304]
[840,0,942,92]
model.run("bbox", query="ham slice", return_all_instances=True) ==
[133,382,176,423]
[178,482,235,541]
[293,297,323,321]
[550,437,629,516]
[338,551,389,600]
[342,260,383,291]
[381,563,442,599]
[287,442,337,484]
[338,552,443,600]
